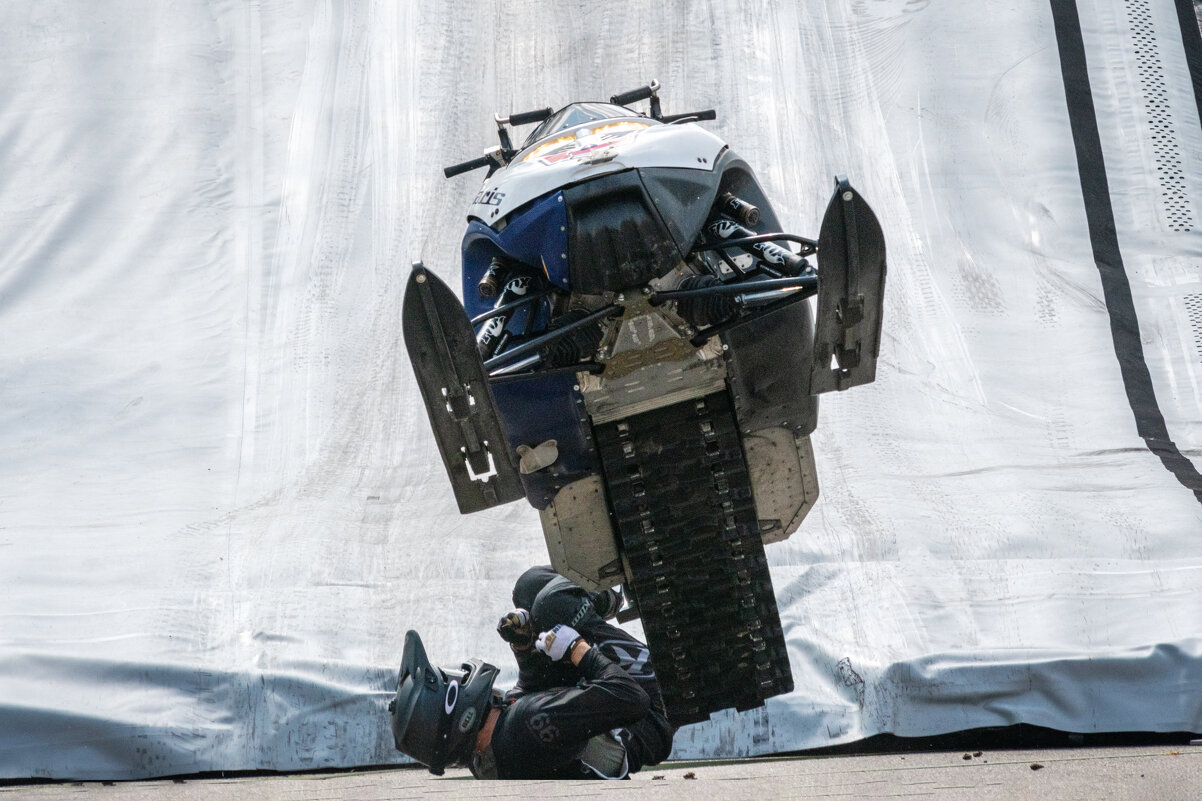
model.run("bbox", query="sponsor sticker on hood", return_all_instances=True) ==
[524,121,649,166]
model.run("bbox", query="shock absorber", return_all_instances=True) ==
[476,273,535,359]
[477,256,508,299]
[717,192,760,227]
[704,215,809,276]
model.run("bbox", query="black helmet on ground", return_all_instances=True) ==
[388,630,500,775]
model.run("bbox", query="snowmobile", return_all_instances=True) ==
[402,81,886,725]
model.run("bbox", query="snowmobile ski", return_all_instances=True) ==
[810,178,887,394]
[402,264,524,514]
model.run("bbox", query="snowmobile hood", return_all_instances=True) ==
[468,120,726,227]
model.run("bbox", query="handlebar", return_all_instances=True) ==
[661,109,717,124]
[443,154,494,179]
[611,79,661,107]
[507,107,554,126]
[447,83,706,179]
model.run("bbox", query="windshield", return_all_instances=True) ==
[522,102,644,147]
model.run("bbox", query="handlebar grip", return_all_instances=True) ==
[443,155,493,179]
[508,107,554,126]
[661,109,717,124]
[611,85,655,106]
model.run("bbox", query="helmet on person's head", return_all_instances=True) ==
[388,630,499,775]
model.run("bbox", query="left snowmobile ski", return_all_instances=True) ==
[402,263,524,514]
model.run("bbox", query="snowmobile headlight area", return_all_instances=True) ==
[521,101,650,148]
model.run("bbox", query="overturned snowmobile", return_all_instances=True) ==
[403,81,885,725]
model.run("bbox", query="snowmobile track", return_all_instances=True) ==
[594,390,793,726]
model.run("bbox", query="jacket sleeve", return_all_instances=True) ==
[505,644,577,701]
[520,648,651,745]
[576,647,651,720]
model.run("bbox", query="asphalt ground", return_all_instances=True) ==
[4,743,1201,801]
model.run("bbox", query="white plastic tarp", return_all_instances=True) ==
[2,0,1201,780]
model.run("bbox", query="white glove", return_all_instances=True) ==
[535,624,583,662]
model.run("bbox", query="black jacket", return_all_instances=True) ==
[491,647,649,779]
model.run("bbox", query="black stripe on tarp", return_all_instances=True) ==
[1050,0,1202,503]
[1172,0,1202,130]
